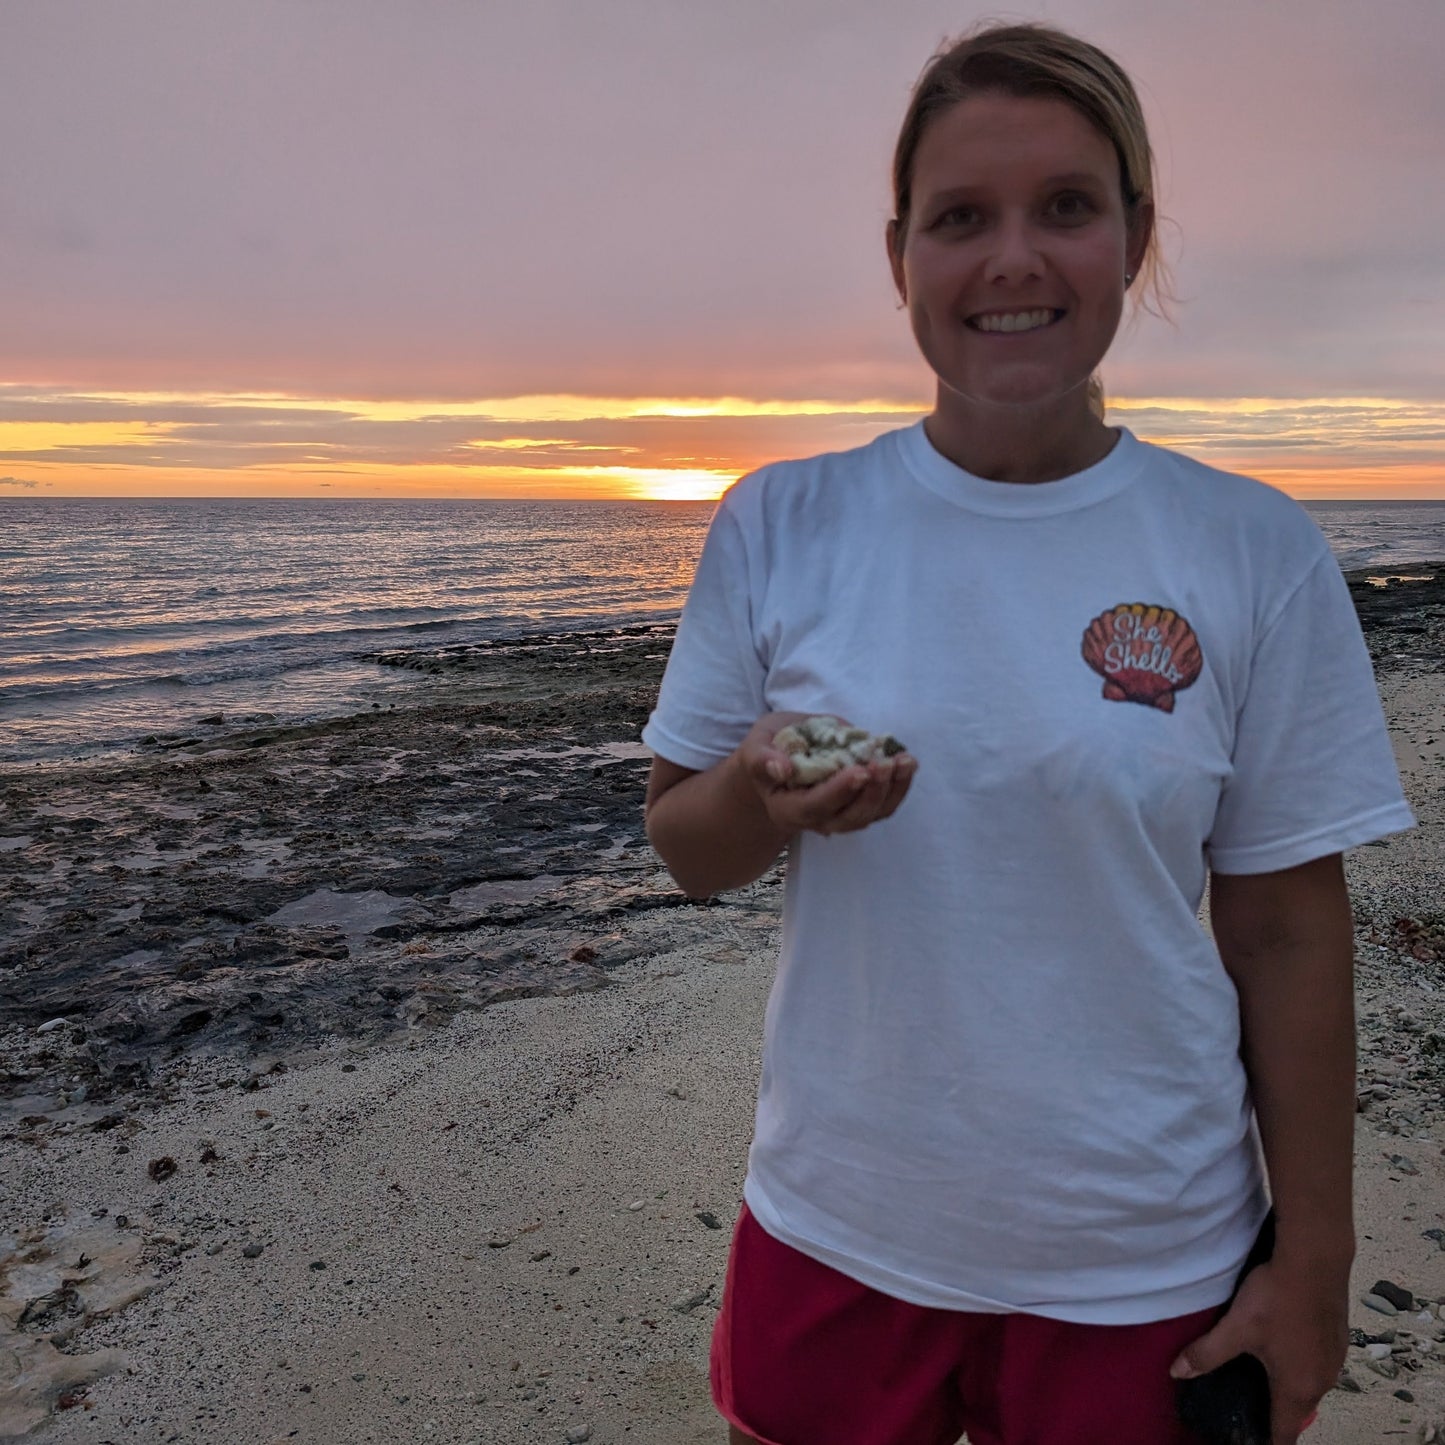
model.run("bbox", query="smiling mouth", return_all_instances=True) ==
[966,308,1066,334]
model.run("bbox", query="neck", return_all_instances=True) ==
[923,386,1116,484]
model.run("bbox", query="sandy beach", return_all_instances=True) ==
[3,570,1443,1444]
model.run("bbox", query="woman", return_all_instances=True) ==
[641,23,1415,1445]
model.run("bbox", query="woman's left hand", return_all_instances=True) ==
[1170,1255,1348,1443]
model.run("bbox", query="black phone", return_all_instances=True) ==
[1174,1209,1275,1445]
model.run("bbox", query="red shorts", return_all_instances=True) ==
[711,1202,1226,1445]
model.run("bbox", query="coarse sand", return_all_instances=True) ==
[3,670,1443,1444]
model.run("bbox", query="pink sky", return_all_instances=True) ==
[2,0,1443,497]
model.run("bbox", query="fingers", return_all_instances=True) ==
[805,755,918,836]
[1170,1318,1248,1382]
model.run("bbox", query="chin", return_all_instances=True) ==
[946,374,1088,413]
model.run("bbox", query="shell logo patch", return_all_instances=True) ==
[1081,603,1203,713]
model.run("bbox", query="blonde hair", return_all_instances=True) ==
[890,22,1176,417]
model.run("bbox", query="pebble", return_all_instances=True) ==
[626,1200,645,1212]
[1371,1279,1417,1311]
[1367,1342,1394,1360]
[1365,1355,1400,1379]
[242,1242,264,1258]
[1363,1292,1400,1316]
[1335,1368,1362,1392]
[566,1428,592,1443]
[1388,1154,1421,1175]
[1395,1388,1415,1402]
[671,1286,711,1313]
[205,1241,225,1256]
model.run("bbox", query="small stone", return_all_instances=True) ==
[1372,1280,1417,1312]
[242,1242,264,1259]
[1335,1368,1363,1393]
[341,1063,357,1072]
[1395,1388,1415,1402]
[205,1241,225,1256]
[566,1427,593,1443]
[1368,1342,1395,1360]
[1365,1355,1400,1379]
[671,1286,711,1313]
[529,1250,551,1263]
[694,1210,721,1230]
[1389,1154,1421,1176]
[351,1373,366,1382]
[309,1260,326,1271]
[1364,1292,1401,1316]
[626,1199,644,1212]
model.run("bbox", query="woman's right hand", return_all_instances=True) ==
[733,711,917,838]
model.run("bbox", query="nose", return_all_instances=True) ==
[983,215,1046,286]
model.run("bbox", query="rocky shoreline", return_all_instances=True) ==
[2,566,1443,1441]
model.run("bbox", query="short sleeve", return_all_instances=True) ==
[640,498,767,771]
[1206,551,1416,874]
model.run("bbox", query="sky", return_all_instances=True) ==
[2,0,1443,500]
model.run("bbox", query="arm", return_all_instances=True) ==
[1172,853,1355,1444]
[644,711,917,900]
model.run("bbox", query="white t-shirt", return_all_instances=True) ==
[641,421,1416,1325]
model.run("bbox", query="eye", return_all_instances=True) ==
[932,204,981,229]
[1050,191,1096,221]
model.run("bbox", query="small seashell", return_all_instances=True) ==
[772,716,905,787]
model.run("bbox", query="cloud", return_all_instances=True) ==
[2,0,1442,402]
[0,475,40,488]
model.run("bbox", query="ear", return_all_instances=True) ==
[885,218,907,305]
[1126,199,1155,285]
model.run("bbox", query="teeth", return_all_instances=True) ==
[972,309,1058,333]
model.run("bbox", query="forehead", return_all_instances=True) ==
[912,92,1117,194]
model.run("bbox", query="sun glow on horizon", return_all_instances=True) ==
[2,385,1443,500]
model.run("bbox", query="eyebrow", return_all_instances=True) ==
[924,172,1108,202]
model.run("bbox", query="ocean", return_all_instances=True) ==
[3,496,1443,764]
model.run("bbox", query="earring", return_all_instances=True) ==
[1124,272,1134,285]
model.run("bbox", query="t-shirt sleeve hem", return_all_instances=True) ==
[639,720,734,773]
[1207,800,1417,875]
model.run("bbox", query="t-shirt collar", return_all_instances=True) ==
[896,419,1147,517]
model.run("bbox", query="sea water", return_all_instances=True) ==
[2,496,1442,762]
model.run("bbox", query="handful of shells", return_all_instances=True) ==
[771,715,906,787]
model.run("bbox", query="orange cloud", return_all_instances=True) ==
[2,387,1441,499]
